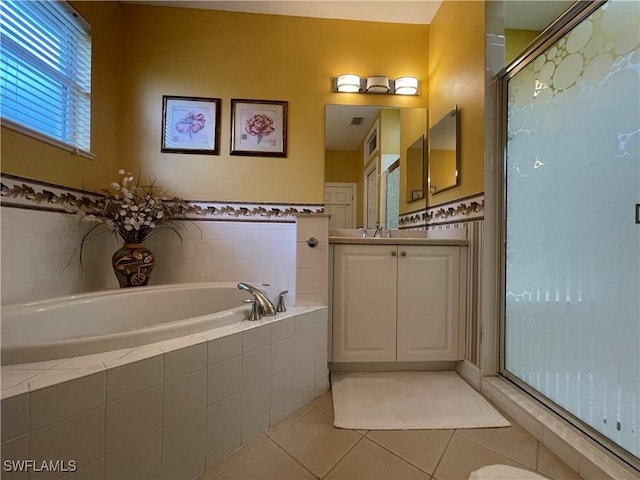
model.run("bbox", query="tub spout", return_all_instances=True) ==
[237,283,277,316]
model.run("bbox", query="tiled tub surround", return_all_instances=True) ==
[1,206,297,305]
[1,306,329,480]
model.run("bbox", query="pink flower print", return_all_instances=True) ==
[175,112,206,138]
[244,113,275,144]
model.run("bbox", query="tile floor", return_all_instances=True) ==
[200,390,583,480]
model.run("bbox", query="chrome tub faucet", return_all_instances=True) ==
[237,283,277,317]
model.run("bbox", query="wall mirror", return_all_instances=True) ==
[428,106,459,195]
[324,105,427,230]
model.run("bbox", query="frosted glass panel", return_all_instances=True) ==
[386,167,399,230]
[505,0,639,459]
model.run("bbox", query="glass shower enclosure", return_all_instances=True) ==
[500,0,639,468]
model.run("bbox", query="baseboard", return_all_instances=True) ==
[481,376,640,480]
[329,361,457,372]
[456,359,481,391]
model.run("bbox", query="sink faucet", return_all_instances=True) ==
[373,224,383,237]
[238,283,277,316]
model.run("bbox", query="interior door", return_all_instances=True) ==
[324,183,355,229]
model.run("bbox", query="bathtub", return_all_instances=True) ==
[1,282,254,365]
[0,284,329,478]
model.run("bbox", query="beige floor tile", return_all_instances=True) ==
[537,443,583,480]
[311,391,334,417]
[366,429,453,475]
[456,422,538,469]
[210,440,314,479]
[266,404,315,437]
[200,435,268,479]
[271,409,361,478]
[326,437,430,479]
[433,434,530,480]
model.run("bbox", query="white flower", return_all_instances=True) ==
[110,182,121,190]
[118,169,125,175]
[156,211,164,219]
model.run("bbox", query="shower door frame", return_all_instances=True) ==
[496,0,640,471]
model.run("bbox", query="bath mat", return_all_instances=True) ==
[468,465,550,479]
[331,371,510,430]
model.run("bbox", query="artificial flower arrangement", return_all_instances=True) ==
[76,169,185,245]
[65,169,190,286]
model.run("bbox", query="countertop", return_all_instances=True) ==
[328,229,469,246]
[329,236,468,246]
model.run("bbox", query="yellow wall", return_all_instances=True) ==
[380,109,400,156]
[505,29,541,65]
[1,4,428,203]
[325,150,359,184]
[0,1,121,192]
[428,0,485,206]
[118,5,428,202]
[429,149,457,192]
[0,0,504,213]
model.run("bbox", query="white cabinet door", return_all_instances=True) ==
[396,246,461,361]
[332,245,397,362]
[324,183,355,229]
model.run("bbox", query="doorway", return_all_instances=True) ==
[324,183,356,229]
[364,165,377,229]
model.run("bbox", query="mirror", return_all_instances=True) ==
[325,105,427,229]
[428,106,459,195]
[406,135,425,203]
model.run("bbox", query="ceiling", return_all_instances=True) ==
[126,1,443,25]
[326,105,384,152]
[126,1,574,29]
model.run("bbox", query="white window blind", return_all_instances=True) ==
[0,0,92,155]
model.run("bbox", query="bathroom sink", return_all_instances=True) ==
[328,229,468,245]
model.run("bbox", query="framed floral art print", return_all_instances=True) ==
[161,95,221,155]
[230,99,288,157]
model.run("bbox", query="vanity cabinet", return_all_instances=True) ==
[332,243,465,363]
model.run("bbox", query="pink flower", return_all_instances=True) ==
[175,112,206,138]
[245,113,275,144]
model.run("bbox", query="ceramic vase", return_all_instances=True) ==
[111,243,154,287]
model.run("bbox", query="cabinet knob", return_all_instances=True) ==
[391,251,397,256]
[401,251,407,257]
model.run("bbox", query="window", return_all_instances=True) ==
[364,120,379,165]
[0,0,92,156]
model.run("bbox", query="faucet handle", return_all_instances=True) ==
[276,290,289,313]
[243,299,261,321]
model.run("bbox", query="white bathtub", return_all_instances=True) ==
[1,282,254,365]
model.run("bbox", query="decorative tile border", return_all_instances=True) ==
[0,173,324,223]
[399,193,485,229]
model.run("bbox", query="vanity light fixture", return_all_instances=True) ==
[336,74,361,93]
[394,76,419,95]
[334,74,419,95]
[366,75,390,93]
